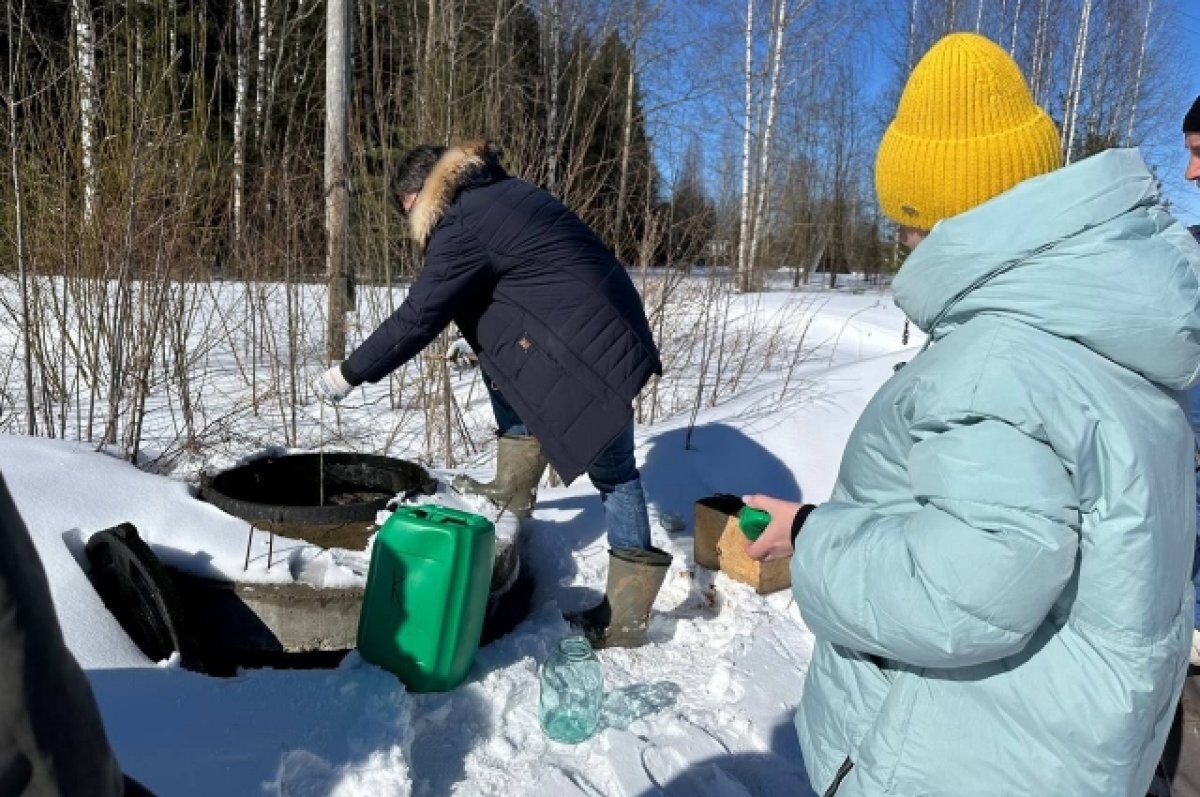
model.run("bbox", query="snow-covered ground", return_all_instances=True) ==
[8,281,916,796]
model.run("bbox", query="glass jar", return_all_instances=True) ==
[538,634,604,743]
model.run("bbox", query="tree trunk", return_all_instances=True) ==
[614,55,636,252]
[71,0,97,224]
[906,0,919,69]
[422,0,436,132]
[487,0,502,133]
[326,0,350,361]
[256,0,269,138]
[444,0,458,136]
[543,0,562,192]
[1061,0,1093,163]
[233,0,250,254]
[736,0,755,292]
[614,0,643,258]
[8,0,34,435]
[1124,0,1152,146]
[1008,0,1022,55]
[747,0,788,289]
[1030,0,1051,106]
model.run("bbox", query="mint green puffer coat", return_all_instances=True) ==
[793,149,1200,796]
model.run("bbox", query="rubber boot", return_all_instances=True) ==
[567,546,671,649]
[452,434,547,519]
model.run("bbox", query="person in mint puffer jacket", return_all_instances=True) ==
[1182,96,1200,664]
[745,33,1200,796]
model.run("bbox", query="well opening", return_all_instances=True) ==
[200,452,438,549]
[86,454,531,677]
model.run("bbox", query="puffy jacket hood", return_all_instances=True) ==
[893,148,1200,390]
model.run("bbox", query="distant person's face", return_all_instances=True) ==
[402,193,419,214]
[900,226,929,250]
[1186,133,1200,187]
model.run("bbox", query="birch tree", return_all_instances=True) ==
[1124,0,1153,146]
[72,0,97,224]
[736,0,793,292]
[906,0,919,69]
[735,0,756,292]
[232,0,250,251]
[1008,0,1023,54]
[7,0,34,434]
[542,0,563,192]
[1028,0,1055,107]
[256,0,269,132]
[745,0,788,288]
[1061,0,1094,162]
[614,0,648,253]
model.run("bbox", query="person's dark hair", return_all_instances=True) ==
[391,145,446,209]
[1184,96,1200,134]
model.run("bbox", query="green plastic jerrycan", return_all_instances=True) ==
[357,504,495,692]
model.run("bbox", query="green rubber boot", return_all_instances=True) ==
[452,434,547,519]
[567,546,672,649]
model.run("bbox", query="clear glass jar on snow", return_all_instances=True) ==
[538,635,603,743]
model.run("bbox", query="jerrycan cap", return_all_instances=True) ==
[738,506,771,541]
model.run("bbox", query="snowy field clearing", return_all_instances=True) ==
[5,277,917,796]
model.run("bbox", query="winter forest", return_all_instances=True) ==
[0,0,1189,470]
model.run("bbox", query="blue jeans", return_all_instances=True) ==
[483,373,529,437]
[484,372,652,551]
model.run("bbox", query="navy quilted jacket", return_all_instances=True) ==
[342,141,661,483]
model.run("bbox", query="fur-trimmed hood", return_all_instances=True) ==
[407,140,505,248]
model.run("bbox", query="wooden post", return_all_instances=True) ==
[325,0,350,361]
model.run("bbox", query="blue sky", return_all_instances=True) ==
[1165,2,1200,224]
[857,2,1200,225]
[647,1,1200,225]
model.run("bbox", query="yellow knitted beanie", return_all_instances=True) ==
[875,32,1061,230]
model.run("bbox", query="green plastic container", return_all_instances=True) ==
[738,506,772,541]
[357,504,495,692]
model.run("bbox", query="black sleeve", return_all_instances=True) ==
[342,223,490,385]
[790,503,816,546]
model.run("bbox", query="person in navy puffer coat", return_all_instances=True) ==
[313,140,670,648]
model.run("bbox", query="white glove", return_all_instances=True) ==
[313,364,354,403]
[445,338,473,359]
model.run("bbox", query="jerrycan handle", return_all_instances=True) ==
[405,505,471,527]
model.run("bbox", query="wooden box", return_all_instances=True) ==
[693,494,791,594]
